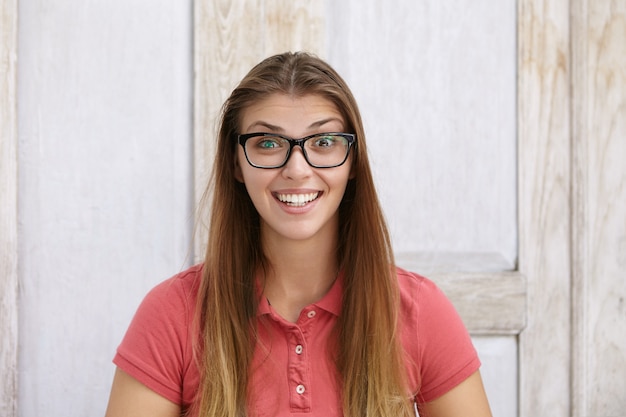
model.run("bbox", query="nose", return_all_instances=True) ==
[281,146,312,179]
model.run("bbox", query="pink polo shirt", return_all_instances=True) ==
[113,264,480,416]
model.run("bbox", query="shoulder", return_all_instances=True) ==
[395,266,431,288]
[120,263,203,337]
[145,263,203,307]
[113,264,204,406]
[119,264,204,355]
[394,265,465,334]
[395,266,445,311]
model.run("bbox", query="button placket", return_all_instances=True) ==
[287,328,310,410]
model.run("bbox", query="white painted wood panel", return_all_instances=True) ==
[325,0,518,273]
[0,0,18,415]
[17,2,192,416]
[572,0,626,415]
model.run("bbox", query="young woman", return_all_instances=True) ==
[104,52,492,417]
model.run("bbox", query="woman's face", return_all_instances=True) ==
[234,93,353,246]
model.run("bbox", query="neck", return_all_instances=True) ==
[260,232,339,322]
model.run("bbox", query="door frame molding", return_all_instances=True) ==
[0,0,19,414]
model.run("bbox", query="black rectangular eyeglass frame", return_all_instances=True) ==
[236,132,356,169]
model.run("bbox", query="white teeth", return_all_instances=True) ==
[276,192,319,206]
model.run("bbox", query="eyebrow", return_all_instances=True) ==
[246,117,344,133]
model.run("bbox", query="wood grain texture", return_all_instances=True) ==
[0,0,18,415]
[193,0,324,261]
[193,0,262,262]
[431,272,526,335]
[572,1,626,415]
[518,0,572,416]
[264,0,324,56]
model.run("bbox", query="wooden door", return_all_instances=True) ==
[1,0,623,415]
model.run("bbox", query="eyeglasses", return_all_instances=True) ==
[237,132,356,169]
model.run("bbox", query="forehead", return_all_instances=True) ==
[240,93,344,133]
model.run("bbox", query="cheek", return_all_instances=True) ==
[321,169,352,198]
[238,166,271,200]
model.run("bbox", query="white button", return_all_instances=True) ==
[307,310,316,318]
[295,344,303,354]
[296,384,306,394]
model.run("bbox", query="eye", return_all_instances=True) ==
[313,135,343,148]
[259,140,278,148]
[253,136,283,149]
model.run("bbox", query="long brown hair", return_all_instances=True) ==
[194,52,414,417]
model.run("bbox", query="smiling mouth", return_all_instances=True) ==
[275,192,320,207]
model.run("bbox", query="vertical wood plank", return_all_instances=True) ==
[193,0,324,260]
[518,0,572,415]
[0,0,18,415]
[572,1,626,415]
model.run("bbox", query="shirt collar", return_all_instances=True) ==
[256,271,343,317]
[313,271,343,316]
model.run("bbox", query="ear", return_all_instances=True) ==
[234,153,245,183]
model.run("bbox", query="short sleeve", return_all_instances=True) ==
[398,268,481,404]
[113,266,200,406]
